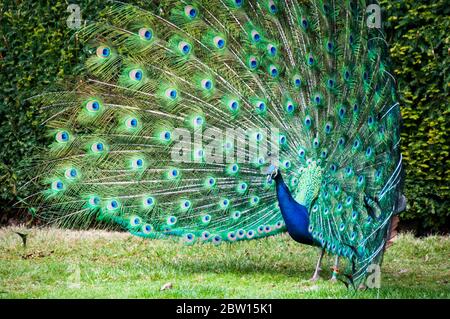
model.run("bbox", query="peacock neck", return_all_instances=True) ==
[274,172,315,246]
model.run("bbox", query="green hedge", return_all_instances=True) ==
[380,0,450,233]
[1,1,448,232]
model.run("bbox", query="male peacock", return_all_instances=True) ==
[30,0,405,287]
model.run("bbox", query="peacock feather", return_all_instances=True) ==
[30,0,404,287]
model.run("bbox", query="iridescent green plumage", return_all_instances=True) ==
[31,0,403,286]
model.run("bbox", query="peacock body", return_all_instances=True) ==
[31,0,404,286]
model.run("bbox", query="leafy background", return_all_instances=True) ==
[0,0,448,234]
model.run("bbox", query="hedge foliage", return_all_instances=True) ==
[0,0,448,232]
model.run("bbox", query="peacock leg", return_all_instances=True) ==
[310,248,325,281]
[330,256,339,281]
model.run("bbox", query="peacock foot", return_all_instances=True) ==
[329,276,338,282]
[310,269,322,282]
[329,266,339,282]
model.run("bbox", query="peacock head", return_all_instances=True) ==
[265,164,280,183]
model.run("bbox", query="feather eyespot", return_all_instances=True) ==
[107,199,119,211]
[96,46,111,58]
[250,30,261,42]
[138,28,153,41]
[213,36,225,49]
[88,196,100,207]
[201,79,213,90]
[269,65,278,77]
[142,224,153,234]
[51,180,64,191]
[129,69,143,81]
[167,216,177,226]
[86,100,101,112]
[248,56,258,69]
[65,168,78,179]
[165,88,178,100]
[178,41,191,55]
[267,44,277,56]
[55,131,69,143]
[91,142,105,153]
[184,5,198,19]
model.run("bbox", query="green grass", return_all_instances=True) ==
[0,227,449,298]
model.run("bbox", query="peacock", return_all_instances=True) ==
[29,0,406,287]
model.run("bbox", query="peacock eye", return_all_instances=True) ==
[298,149,305,157]
[132,158,144,169]
[165,88,178,100]
[167,216,177,225]
[301,18,308,29]
[327,41,333,51]
[107,199,119,210]
[126,118,138,129]
[228,100,239,112]
[267,44,277,56]
[202,214,211,223]
[279,135,287,145]
[193,116,204,127]
[268,0,277,13]
[129,69,143,81]
[293,75,301,87]
[181,200,191,209]
[91,142,104,153]
[201,231,210,240]
[184,5,198,19]
[304,116,311,126]
[138,28,153,41]
[55,131,70,143]
[86,100,101,112]
[51,180,64,191]
[142,224,153,234]
[286,102,295,113]
[234,0,243,7]
[178,41,191,55]
[328,79,334,88]
[65,168,78,179]
[170,168,179,178]
[250,30,261,42]
[256,101,266,112]
[212,235,222,245]
[248,56,258,69]
[213,36,225,49]
[185,233,195,243]
[232,211,241,219]
[161,131,171,141]
[201,79,213,90]
[269,65,278,77]
[345,70,350,80]
[314,95,321,104]
[96,46,111,58]
[246,230,255,239]
[144,196,155,207]
[88,196,100,206]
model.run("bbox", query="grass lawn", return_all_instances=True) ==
[0,227,449,298]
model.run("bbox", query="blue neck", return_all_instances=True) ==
[274,173,315,245]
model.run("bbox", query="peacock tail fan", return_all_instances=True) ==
[29,0,403,287]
